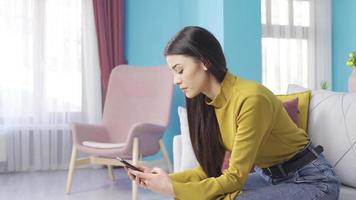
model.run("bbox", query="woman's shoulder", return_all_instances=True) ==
[232,76,272,98]
[230,77,281,112]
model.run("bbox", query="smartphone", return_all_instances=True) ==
[116,157,143,172]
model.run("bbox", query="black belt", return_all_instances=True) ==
[262,143,324,178]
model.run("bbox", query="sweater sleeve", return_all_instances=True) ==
[170,95,274,200]
[169,166,207,182]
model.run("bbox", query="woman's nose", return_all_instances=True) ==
[173,74,182,85]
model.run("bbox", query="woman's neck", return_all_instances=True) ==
[203,74,221,100]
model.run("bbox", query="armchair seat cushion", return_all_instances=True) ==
[82,141,125,149]
[76,144,131,159]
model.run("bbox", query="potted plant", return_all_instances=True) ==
[320,81,328,90]
[346,51,356,92]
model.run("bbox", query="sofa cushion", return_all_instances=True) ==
[277,90,312,132]
[307,90,356,188]
[340,185,356,200]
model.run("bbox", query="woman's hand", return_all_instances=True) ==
[125,165,152,182]
[128,167,174,196]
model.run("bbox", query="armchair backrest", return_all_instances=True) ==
[102,65,173,143]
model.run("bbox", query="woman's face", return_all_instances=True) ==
[166,55,209,98]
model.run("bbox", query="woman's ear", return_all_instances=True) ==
[201,59,211,71]
[199,62,208,71]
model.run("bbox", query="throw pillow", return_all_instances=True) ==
[277,90,311,132]
[221,151,231,173]
[287,84,308,93]
[282,97,299,126]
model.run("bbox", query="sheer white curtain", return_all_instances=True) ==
[261,0,332,94]
[0,0,102,172]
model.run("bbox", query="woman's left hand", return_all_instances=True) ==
[128,167,174,196]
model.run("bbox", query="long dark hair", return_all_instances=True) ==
[164,26,227,177]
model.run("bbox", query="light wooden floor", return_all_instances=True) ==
[0,167,172,200]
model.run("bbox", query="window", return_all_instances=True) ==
[0,0,82,118]
[0,0,101,172]
[261,0,311,94]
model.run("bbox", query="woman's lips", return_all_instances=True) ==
[180,87,188,92]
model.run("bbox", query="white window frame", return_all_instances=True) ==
[261,0,332,92]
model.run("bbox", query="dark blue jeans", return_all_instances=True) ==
[236,154,340,200]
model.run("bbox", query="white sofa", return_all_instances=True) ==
[173,89,356,200]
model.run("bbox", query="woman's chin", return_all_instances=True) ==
[185,94,193,99]
[184,91,198,99]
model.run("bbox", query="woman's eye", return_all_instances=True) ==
[178,69,183,74]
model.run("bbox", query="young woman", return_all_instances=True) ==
[127,26,340,200]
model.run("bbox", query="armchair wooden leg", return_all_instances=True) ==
[159,139,173,173]
[132,137,139,200]
[107,165,115,181]
[66,145,77,194]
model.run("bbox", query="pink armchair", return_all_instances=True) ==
[65,65,173,200]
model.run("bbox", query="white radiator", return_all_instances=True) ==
[0,134,6,162]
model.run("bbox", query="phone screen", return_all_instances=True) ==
[116,157,143,172]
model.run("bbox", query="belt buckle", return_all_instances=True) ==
[265,167,273,177]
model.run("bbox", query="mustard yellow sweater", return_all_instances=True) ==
[169,72,308,200]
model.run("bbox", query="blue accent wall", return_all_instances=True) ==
[125,0,181,66]
[224,0,262,82]
[195,0,224,47]
[332,0,356,92]
[179,0,224,46]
